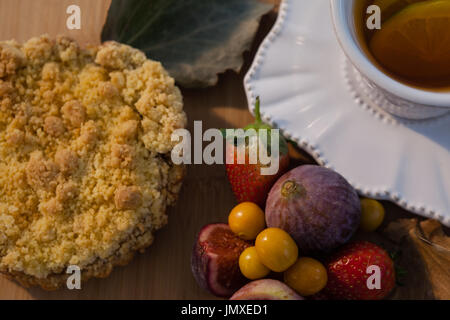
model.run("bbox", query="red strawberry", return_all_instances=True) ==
[324,241,396,300]
[224,98,290,207]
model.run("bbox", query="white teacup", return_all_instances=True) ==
[330,0,450,120]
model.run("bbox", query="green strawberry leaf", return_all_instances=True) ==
[390,250,408,286]
[220,128,227,139]
[221,98,289,156]
[101,0,273,88]
[245,97,289,156]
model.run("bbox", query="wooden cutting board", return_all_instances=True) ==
[0,0,448,300]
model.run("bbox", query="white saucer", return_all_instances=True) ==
[244,0,450,226]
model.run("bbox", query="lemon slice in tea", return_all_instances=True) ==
[372,0,427,22]
[370,0,450,82]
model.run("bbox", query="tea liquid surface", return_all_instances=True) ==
[354,0,450,92]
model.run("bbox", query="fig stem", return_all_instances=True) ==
[281,180,304,199]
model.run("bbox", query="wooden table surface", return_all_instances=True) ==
[0,0,436,300]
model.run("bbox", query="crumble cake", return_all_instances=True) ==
[0,35,187,289]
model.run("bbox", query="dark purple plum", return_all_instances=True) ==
[191,223,250,298]
[265,165,361,254]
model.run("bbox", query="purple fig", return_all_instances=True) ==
[230,279,303,300]
[191,223,250,297]
[265,165,361,254]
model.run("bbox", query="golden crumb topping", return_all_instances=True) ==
[0,35,186,279]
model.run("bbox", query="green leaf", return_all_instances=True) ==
[101,0,273,88]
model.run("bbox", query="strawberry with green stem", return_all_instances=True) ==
[324,241,396,300]
[224,97,290,207]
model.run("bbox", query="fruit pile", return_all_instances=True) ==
[191,184,395,300]
[191,99,397,300]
